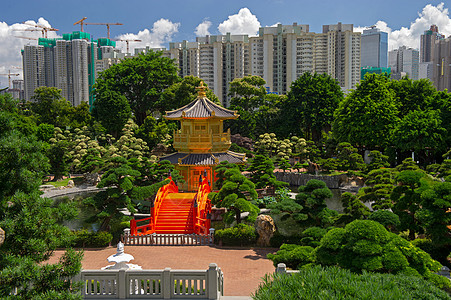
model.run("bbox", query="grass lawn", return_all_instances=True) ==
[44,177,84,187]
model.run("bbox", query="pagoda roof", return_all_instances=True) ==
[160,151,246,166]
[164,82,238,120]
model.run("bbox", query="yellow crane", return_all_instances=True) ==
[73,17,88,32]
[0,71,20,88]
[118,39,142,54]
[74,17,123,39]
[19,23,59,38]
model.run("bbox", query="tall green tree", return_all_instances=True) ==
[284,72,343,141]
[28,87,72,128]
[91,90,131,138]
[333,73,399,149]
[392,109,446,165]
[389,77,437,117]
[0,192,83,299]
[93,51,179,125]
[0,112,48,199]
[159,75,219,111]
[228,75,266,110]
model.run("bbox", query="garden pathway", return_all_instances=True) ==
[49,246,277,297]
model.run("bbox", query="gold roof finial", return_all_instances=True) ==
[196,81,207,98]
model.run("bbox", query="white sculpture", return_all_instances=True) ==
[102,241,142,270]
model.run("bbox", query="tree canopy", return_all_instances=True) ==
[333,74,399,149]
[284,72,343,141]
[93,51,180,125]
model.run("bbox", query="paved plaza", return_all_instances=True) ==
[49,245,277,296]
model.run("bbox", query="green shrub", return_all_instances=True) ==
[300,227,327,247]
[269,231,302,248]
[252,265,451,300]
[267,244,315,269]
[412,239,451,267]
[314,220,446,289]
[72,230,113,248]
[215,223,257,246]
[368,210,400,230]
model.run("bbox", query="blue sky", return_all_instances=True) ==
[1,1,451,83]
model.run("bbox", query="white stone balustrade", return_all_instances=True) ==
[75,263,223,299]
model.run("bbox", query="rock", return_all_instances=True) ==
[39,184,56,191]
[67,180,74,188]
[83,173,102,185]
[255,215,276,247]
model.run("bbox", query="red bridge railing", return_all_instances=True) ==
[193,176,212,235]
[130,177,178,236]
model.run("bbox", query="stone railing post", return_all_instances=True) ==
[438,266,451,279]
[276,263,287,274]
[209,228,215,244]
[163,267,171,299]
[118,269,126,299]
[207,263,219,300]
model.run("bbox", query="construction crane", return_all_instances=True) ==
[118,39,142,54]
[14,35,39,41]
[73,17,88,32]
[19,23,59,38]
[73,18,123,39]
[0,71,20,88]
[85,22,123,39]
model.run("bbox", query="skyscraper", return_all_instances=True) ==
[420,25,444,63]
[361,26,388,68]
[22,31,120,106]
[433,36,451,91]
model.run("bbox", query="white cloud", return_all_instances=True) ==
[195,20,212,36]
[0,17,59,85]
[115,18,180,53]
[218,8,261,36]
[357,3,451,50]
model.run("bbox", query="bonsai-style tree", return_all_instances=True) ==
[247,154,287,190]
[209,167,259,224]
[295,179,337,227]
[84,156,140,231]
[213,161,239,190]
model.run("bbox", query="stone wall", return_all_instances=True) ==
[274,172,363,189]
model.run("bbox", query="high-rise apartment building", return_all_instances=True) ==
[22,31,120,106]
[420,25,444,63]
[322,23,361,90]
[157,22,361,106]
[361,26,388,68]
[433,36,451,91]
[388,46,419,80]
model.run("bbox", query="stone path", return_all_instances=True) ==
[48,246,277,296]
[40,184,100,198]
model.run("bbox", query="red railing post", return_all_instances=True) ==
[130,219,137,235]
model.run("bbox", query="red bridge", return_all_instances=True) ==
[130,175,212,236]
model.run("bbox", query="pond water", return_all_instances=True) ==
[52,192,100,231]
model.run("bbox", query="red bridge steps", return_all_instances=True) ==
[155,193,196,234]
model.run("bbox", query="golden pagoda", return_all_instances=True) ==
[162,82,246,190]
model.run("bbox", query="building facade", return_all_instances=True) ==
[420,25,444,63]
[361,26,388,68]
[22,31,121,106]
[164,22,361,106]
[388,46,419,80]
[433,36,451,91]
